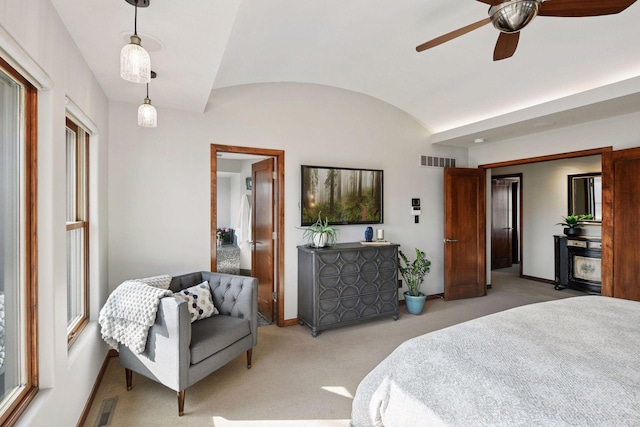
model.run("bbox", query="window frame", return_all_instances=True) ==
[65,117,90,347]
[0,56,39,427]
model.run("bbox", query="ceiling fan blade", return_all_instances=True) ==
[476,0,503,5]
[493,32,520,61]
[538,0,637,17]
[416,17,491,52]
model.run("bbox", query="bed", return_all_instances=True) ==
[351,296,640,427]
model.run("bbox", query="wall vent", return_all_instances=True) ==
[420,155,456,168]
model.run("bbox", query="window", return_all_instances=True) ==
[66,117,89,346]
[0,57,38,425]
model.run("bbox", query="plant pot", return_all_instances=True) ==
[404,291,427,315]
[564,227,582,236]
[312,233,327,248]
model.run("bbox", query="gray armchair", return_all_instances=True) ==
[118,271,258,416]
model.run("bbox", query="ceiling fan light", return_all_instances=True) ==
[121,35,151,83]
[138,98,157,127]
[490,0,540,33]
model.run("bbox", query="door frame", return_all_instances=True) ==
[211,144,286,327]
[480,147,613,295]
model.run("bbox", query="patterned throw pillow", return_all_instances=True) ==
[174,281,218,323]
[136,274,172,290]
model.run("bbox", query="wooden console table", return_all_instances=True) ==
[554,235,602,294]
[297,242,399,337]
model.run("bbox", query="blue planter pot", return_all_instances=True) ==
[404,291,427,315]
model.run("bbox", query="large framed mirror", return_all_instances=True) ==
[568,172,602,221]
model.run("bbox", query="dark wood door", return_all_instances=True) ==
[609,147,640,301]
[444,167,486,300]
[491,178,512,269]
[252,158,275,320]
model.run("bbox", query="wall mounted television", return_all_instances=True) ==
[301,165,383,226]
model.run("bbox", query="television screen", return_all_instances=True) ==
[301,165,383,226]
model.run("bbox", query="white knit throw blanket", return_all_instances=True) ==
[99,281,173,353]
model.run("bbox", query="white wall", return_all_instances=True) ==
[468,111,640,166]
[1,1,110,426]
[492,156,602,281]
[108,83,468,319]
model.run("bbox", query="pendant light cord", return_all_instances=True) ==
[134,0,139,36]
[146,82,149,99]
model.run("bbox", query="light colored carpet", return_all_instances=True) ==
[83,268,584,427]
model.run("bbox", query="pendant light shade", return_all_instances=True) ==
[121,35,151,83]
[138,70,157,127]
[138,98,157,127]
[120,0,151,83]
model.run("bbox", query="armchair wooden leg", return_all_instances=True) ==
[246,349,253,369]
[177,390,185,416]
[125,368,133,391]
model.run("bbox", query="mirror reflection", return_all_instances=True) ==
[568,173,602,221]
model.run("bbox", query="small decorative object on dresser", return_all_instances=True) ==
[556,214,593,236]
[297,242,399,337]
[300,213,339,248]
[364,226,373,242]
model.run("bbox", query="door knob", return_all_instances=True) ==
[443,238,459,243]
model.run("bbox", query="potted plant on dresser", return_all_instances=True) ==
[302,213,339,248]
[556,214,594,236]
[398,248,431,314]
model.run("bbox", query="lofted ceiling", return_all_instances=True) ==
[51,0,640,146]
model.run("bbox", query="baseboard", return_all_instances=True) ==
[76,349,118,427]
[521,275,555,285]
[282,318,300,327]
[398,292,444,306]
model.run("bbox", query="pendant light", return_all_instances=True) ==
[138,71,157,127]
[120,0,151,84]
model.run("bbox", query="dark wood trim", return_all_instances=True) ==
[0,56,39,427]
[75,350,118,427]
[282,318,300,327]
[398,293,444,306]
[211,144,287,327]
[479,147,612,169]
[521,275,555,285]
[600,150,613,297]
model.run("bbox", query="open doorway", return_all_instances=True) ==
[483,148,606,288]
[211,145,286,327]
[491,174,522,277]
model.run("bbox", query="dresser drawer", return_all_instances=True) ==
[316,247,397,277]
[317,291,398,326]
[567,239,587,248]
[589,241,602,249]
[318,269,397,300]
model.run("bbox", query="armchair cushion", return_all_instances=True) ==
[190,315,250,364]
[175,281,218,322]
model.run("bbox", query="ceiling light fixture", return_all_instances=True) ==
[490,0,541,33]
[138,71,157,127]
[120,0,151,84]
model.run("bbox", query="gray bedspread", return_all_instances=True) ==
[351,296,640,427]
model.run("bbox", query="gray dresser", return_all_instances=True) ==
[297,242,399,337]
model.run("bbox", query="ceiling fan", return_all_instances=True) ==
[416,0,638,61]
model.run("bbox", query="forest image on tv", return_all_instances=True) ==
[301,166,383,225]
